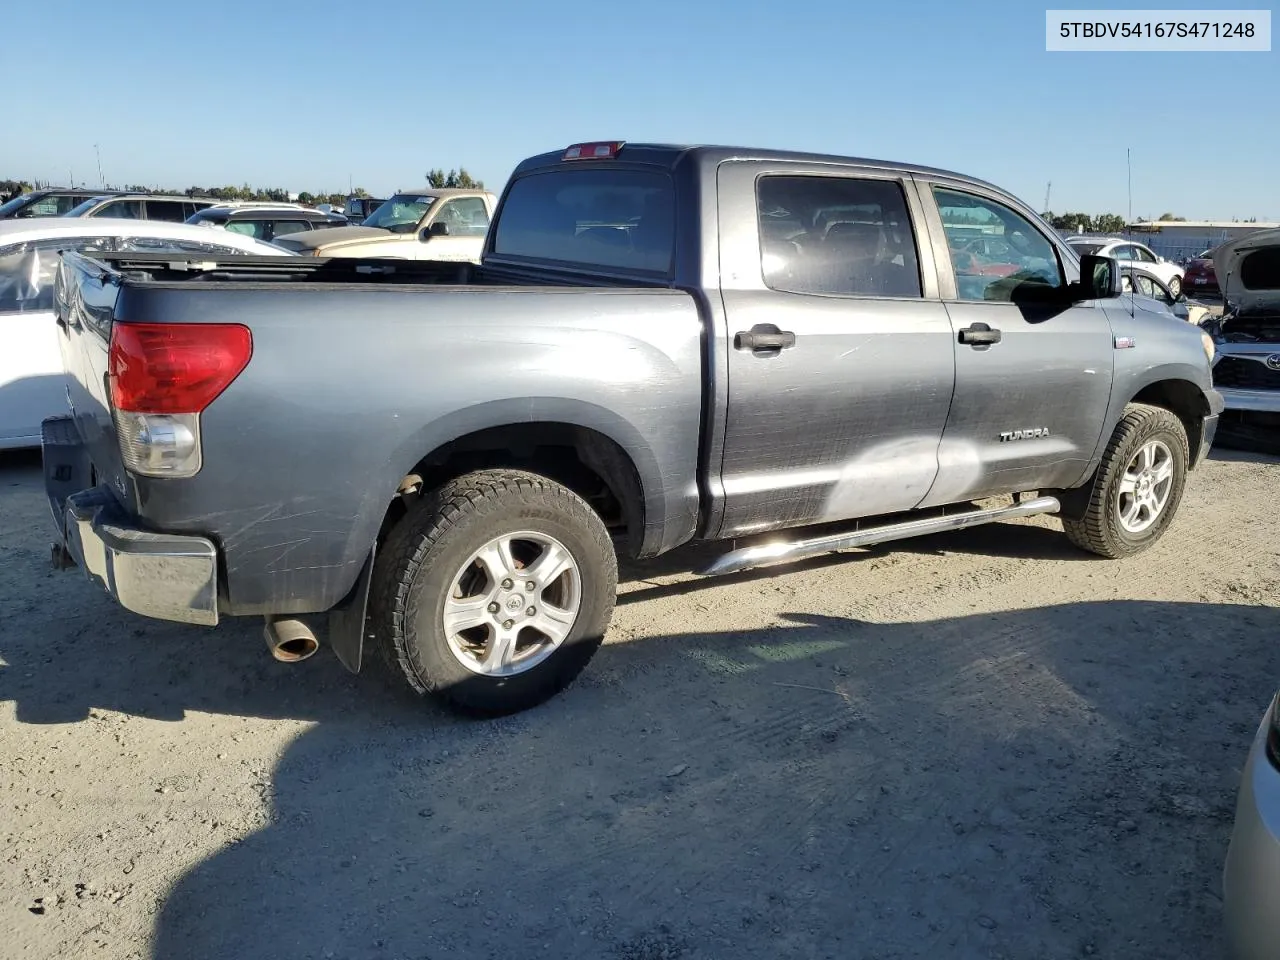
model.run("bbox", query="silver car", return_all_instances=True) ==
[1223,693,1280,959]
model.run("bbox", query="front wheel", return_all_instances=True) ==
[1168,276,1182,298]
[1063,403,1190,558]
[371,469,618,715]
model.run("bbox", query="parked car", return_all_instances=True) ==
[1118,267,1212,324]
[44,140,1221,716]
[0,219,291,451]
[1223,690,1280,960]
[343,196,386,225]
[0,188,117,220]
[63,193,219,222]
[272,188,496,262]
[186,203,348,242]
[1201,227,1280,453]
[1183,249,1220,295]
[1066,235,1186,297]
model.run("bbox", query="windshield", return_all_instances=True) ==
[1067,242,1104,256]
[361,194,437,232]
[0,194,35,217]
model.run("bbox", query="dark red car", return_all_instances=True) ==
[1182,250,1219,294]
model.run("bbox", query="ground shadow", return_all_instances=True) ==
[134,600,1276,960]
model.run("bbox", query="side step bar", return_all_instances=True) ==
[699,495,1061,577]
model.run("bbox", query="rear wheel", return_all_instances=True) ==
[371,469,617,715]
[1168,276,1182,298]
[1063,403,1190,558]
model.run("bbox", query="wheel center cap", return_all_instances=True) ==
[505,594,524,612]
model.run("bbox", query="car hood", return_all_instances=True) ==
[1213,228,1280,312]
[273,225,402,251]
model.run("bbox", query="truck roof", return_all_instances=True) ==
[393,187,491,197]
[514,143,1008,195]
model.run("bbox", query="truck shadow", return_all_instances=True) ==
[140,600,1276,960]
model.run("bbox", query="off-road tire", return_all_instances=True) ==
[1063,403,1190,558]
[370,469,617,716]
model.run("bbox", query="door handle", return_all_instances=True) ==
[734,327,796,352]
[958,322,1002,346]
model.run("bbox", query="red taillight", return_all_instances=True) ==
[563,141,625,161]
[109,322,252,414]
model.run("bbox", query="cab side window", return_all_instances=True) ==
[433,197,490,238]
[933,187,1063,302]
[756,175,923,298]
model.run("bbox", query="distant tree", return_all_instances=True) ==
[1157,212,1186,222]
[426,168,483,190]
[1048,212,1093,233]
[0,179,33,201]
[297,191,315,204]
[1094,213,1127,233]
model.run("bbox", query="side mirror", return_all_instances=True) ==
[1075,254,1122,300]
[428,221,450,238]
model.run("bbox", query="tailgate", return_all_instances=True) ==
[54,252,128,498]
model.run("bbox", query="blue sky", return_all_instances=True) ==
[3,0,1276,219]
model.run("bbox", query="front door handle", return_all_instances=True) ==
[958,322,1002,346]
[734,325,796,353]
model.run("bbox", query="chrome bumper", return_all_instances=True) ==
[42,417,219,627]
[1219,387,1280,415]
[1223,705,1280,960]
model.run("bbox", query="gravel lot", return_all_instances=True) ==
[1,446,1277,960]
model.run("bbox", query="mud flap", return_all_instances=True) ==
[326,545,375,674]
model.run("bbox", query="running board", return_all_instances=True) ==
[698,495,1061,577]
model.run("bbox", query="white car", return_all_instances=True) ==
[0,219,292,451]
[1065,235,1186,297]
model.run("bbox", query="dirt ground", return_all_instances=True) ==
[1,446,1277,960]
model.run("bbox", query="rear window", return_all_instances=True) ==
[1240,248,1280,290]
[1068,242,1104,256]
[493,169,674,274]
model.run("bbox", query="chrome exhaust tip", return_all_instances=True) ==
[264,617,319,663]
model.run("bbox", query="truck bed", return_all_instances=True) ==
[54,251,705,616]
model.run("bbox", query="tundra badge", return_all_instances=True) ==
[999,427,1050,442]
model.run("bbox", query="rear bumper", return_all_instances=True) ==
[42,417,219,627]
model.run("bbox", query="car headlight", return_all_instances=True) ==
[1200,330,1215,363]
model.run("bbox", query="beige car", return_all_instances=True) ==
[272,188,496,262]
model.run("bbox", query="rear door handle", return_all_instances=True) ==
[958,322,1002,346]
[734,327,796,352]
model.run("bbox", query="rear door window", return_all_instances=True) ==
[756,175,923,298]
[268,220,311,239]
[144,200,189,222]
[493,169,675,274]
[95,199,142,219]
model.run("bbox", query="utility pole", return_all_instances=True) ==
[1126,148,1133,226]
[94,144,104,189]
[1042,181,1052,214]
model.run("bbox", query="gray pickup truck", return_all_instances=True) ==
[44,140,1223,715]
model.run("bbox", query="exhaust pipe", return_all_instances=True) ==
[263,617,319,663]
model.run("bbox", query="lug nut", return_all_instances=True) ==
[487,601,499,613]
[501,578,514,590]
[502,619,514,630]
[525,581,536,592]
[526,607,536,617]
